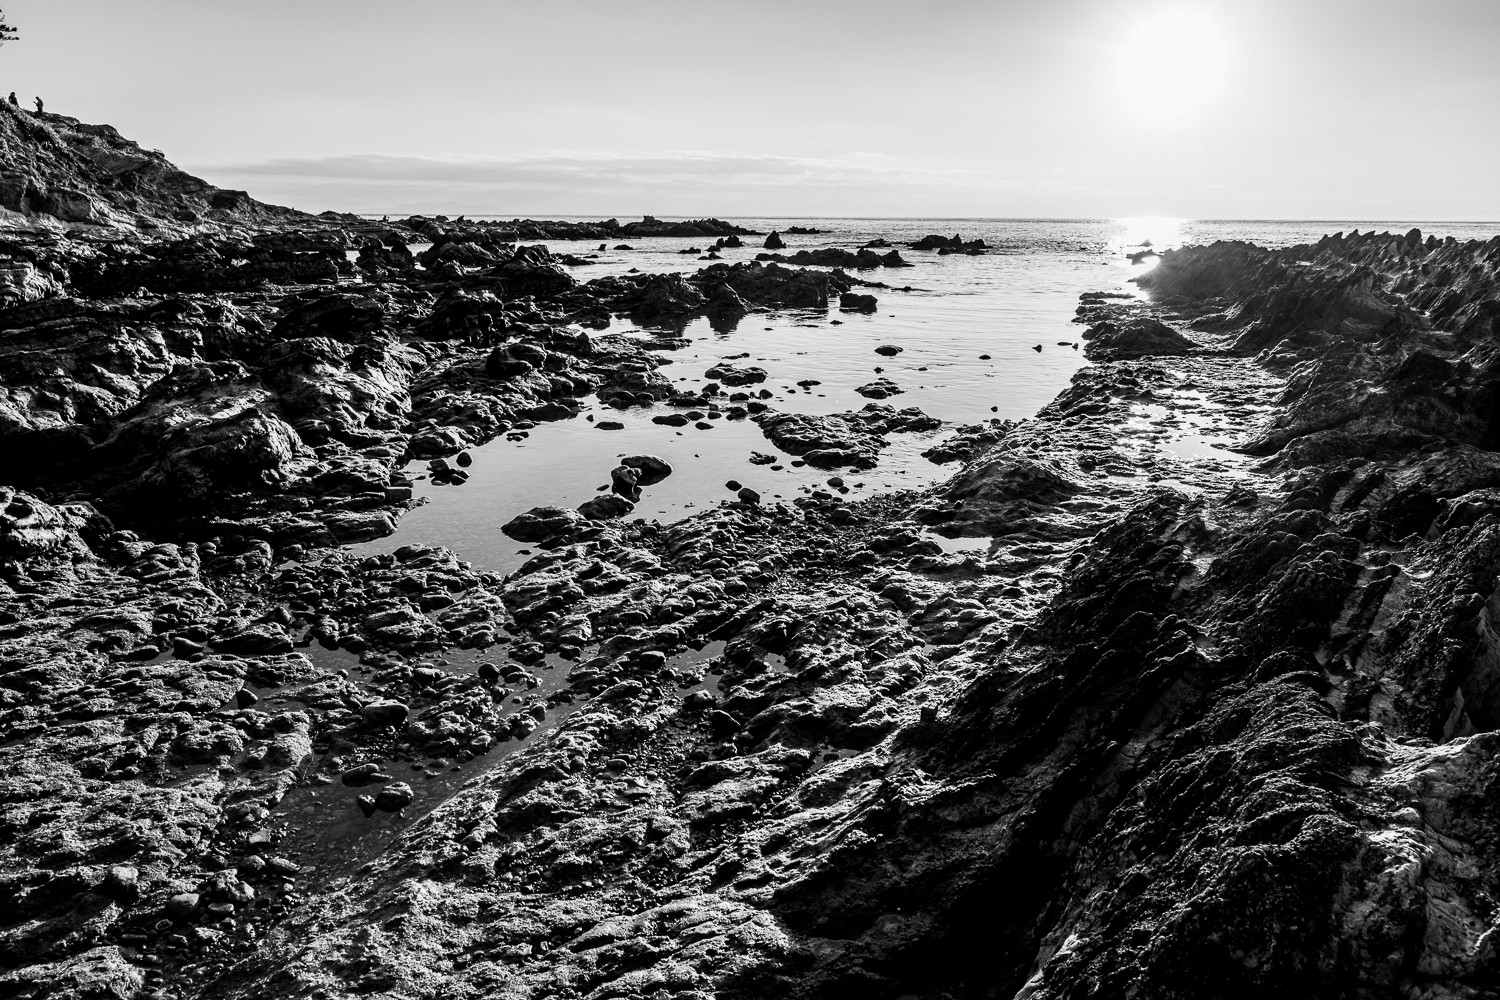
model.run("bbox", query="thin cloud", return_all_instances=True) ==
[188,151,1107,216]
[204,151,1014,189]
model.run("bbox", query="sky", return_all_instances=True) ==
[3,0,1498,219]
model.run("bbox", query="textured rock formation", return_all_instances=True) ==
[3,111,1500,1000]
[0,103,304,231]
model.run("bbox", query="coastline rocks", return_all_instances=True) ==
[502,505,587,542]
[855,376,903,399]
[911,232,989,253]
[755,403,941,469]
[617,216,758,238]
[1081,316,1197,359]
[757,248,911,269]
[0,947,145,1000]
[621,454,672,485]
[698,261,850,310]
[764,231,786,250]
[619,272,708,324]
[0,102,302,232]
[359,700,410,727]
[270,292,384,342]
[13,104,1500,1000]
[610,464,641,500]
[578,494,635,520]
[210,622,294,656]
[373,782,415,812]
[705,362,768,386]
[480,244,577,299]
[839,292,878,313]
[0,257,64,305]
[0,488,80,562]
[597,363,675,406]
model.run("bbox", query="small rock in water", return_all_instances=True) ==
[610,464,642,500]
[455,451,473,467]
[875,345,903,356]
[737,487,761,504]
[235,688,258,708]
[1033,344,1043,352]
[620,454,672,485]
[375,782,415,812]
[596,420,625,430]
[726,480,743,491]
[839,292,877,313]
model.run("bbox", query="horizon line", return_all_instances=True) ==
[331,213,1500,225]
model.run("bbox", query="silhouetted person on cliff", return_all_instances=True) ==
[32,96,41,114]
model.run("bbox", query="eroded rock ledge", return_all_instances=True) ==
[4,219,1500,1000]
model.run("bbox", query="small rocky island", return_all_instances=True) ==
[3,102,1500,1000]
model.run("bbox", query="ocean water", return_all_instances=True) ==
[359,217,1499,574]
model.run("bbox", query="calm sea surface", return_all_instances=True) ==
[357,218,1500,572]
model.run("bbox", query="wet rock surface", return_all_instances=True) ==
[3,116,1500,1000]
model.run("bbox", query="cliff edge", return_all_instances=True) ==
[0,101,309,231]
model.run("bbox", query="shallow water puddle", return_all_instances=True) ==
[356,399,952,576]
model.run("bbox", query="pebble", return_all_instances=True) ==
[166,892,200,919]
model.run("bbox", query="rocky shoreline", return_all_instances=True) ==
[4,112,1500,999]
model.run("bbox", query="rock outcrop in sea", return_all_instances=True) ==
[3,107,1500,1000]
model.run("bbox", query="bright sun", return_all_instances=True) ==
[1119,9,1228,116]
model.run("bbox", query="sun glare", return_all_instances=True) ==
[1119,9,1228,117]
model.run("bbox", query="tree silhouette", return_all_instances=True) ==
[0,10,16,45]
